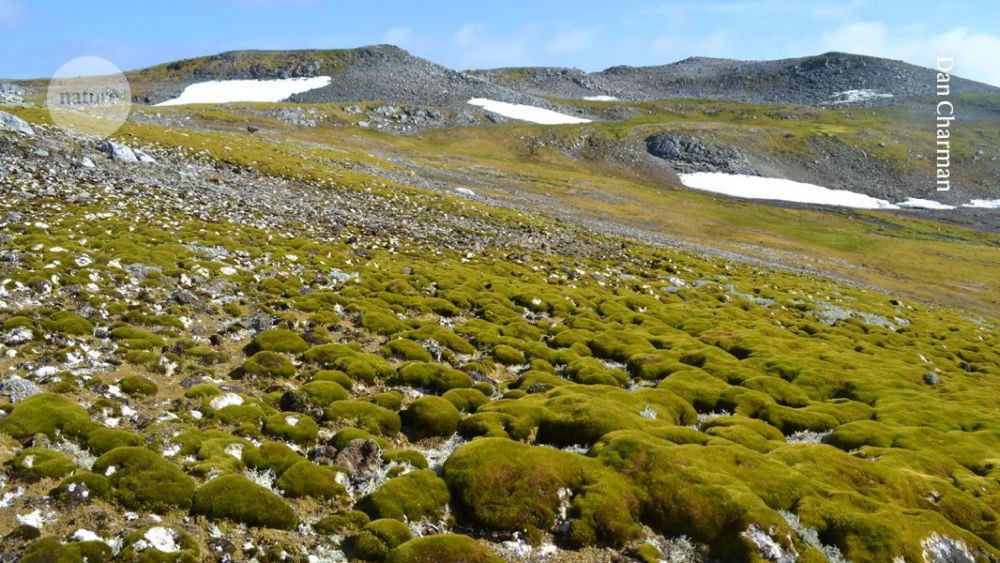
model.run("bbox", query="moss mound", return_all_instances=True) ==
[21,537,113,563]
[346,518,412,562]
[247,328,309,354]
[242,350,295,379]
[91,447,195,511]
[358,469,450,521]
[277,460,346,499]
[395,362,472,393]
[401,395,461,440]
[0,393,97,441]
[326,400,401,436]
[386,535,503,563]
[192,474,298,529]
[9,447,76,481]
[119,375,159,396]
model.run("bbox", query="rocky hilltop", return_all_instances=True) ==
[472,52,1000,105]
[128,45,549,108]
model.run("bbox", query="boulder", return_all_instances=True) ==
[96,140,138,163]
[0,111,34,136]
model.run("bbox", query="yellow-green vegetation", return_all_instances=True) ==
[191,474,298,529]
[1,95,999,561]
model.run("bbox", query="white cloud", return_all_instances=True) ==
[0,0,25,28]
[821,22,1000,87]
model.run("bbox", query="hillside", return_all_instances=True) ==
[0,44,999,563]
[472,52,1000,105]
[127,45,550,108]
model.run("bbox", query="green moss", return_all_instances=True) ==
[247,328,309,354]
[492,344,526,365]
[315,510,371,535]
[346,518,412,562]
[395,362,472,393]
[402,396,460,440]
[444,437,641,546]
[192,474,298,529]
[183,383,220,398]
[358,469,450,521]
[43,312,94,336]
[276,460,346,499]
[367,391,403,411]
[243,441,304,476]
[361,310,404,335]
[110,324,165,350]
[312,369,355,390]
[119,375,159,396]
[326,400,401,435]
[9,447,76,481]
[386,535,503,563]
[51,471,112,501]
[262,412,319,444]
[242,351,295,379]
[92,447,195,511]
[330,428,389,450]
[385,339,433,362]
[304,344,394,383]
[0,393,97,441]
[87,427,144,455]
[381,448,428,469]
[297,379,349,407]
[124,350,160,366]
[442,388,489,413]
[21,537,113,563]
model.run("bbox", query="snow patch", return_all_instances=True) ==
[583,95,619,101]
[678,172,899,210]
[158,76,332,106]
[963,199,1000,209]
[897,198,956,210]
[468,98,591,125]
[830,89,894,104]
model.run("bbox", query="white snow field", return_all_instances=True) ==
[677,172,899,209]
[897,198,957,210]
[467,98,591,125]
[583,95,619,101]
[963,199,1000,209]
[829,89,894,104]
[157,76,332,106]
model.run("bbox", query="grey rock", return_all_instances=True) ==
[3,327,33,345]
[0,111,34,136]
[97,140,138,163]
[646,132,757,175]
[0,83,24,104]
[334,439,382,480]
[0,376,42,403]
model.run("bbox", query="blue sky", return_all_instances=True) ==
[2,0,999,85]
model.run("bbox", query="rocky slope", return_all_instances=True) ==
[472,52,1000,105]
[0,100,999,563]
[127,45,553,109]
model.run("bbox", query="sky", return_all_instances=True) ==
[1,0,999,86]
